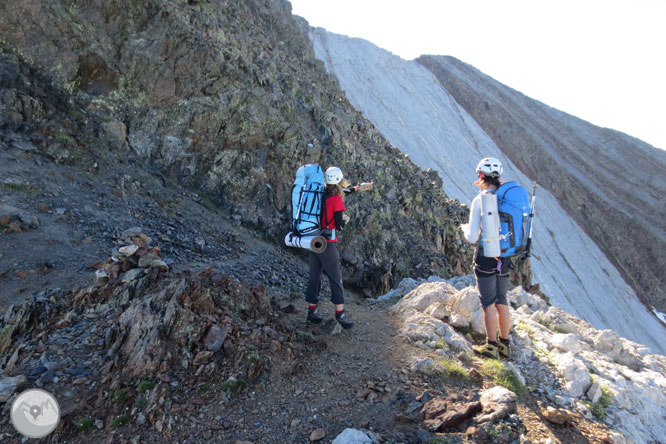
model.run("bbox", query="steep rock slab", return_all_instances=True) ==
[309,28,666,353]
[417,55,666,314]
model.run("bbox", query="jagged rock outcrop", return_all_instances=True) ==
[0,250,306,438]
[388,277,666,444]
[417,55,666,312]
[0,0,473,295]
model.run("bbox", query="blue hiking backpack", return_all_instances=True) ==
[493,181,531,257]
[291,164,326,236]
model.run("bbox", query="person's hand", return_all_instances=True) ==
[342,213,350,224]
[359,182,373,191]
[460,223,469,233]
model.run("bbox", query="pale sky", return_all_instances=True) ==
[289,0,666,150]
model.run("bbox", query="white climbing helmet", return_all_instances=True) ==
[475,157,503,177]
[325,166,344,185]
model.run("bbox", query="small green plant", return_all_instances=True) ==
[199,384,211,393]
[479,360,527,395]
[439,358,469,381]
[1,182,31,192]
[75,416,93,431]
[221,377,247,393]
[515,321,530,332]
[111,415,130,427]
[435,339,446,350]
[134,396,147,409]
[110,390,126,405]
[585,385,613,420]
[67,109,85,121]
[137,380,154,393]
[54,132,76,145]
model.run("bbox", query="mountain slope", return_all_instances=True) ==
[308,28,666,354]
[417,55,666,313]
[0,0,475,298]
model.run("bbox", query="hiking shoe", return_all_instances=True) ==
[335,311,354,329]
[473,342,499,359]
[306,308,323,324]
[498,341,511,359]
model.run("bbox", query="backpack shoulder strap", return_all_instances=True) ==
[321,191,336,227]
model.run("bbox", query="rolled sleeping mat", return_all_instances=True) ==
[480,192,501,257]
[284,232,327,254]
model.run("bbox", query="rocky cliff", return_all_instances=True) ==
[0,0,474,297]
[417,55,666,312]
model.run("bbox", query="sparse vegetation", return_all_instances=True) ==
[54,132,76,146]
[134,396,147,409]
[110,390,126,405]
[110,415,130,427]
[75,416,93,431]
[222,377,247,393]
[584,384,613,420]
[439,358,469,381]
[1,182,35,193]
[137,380,154,393]
[479,359,527,396]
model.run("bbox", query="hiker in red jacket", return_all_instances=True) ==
[305,166,371,329]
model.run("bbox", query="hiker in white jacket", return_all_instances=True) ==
[460,157,512,360]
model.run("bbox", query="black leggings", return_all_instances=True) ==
[305,242,344,305]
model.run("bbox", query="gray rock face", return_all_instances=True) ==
[417,55,666,312]
[0,0,474,295]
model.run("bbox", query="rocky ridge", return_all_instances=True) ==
[388,277,666,444]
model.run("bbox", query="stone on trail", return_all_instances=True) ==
[0,375,27,403]
[541,406,576,425]
[309,428,326,442]
[331,428,373,444]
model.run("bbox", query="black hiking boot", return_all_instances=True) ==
[306,308,323,324]
[335,310,354,329]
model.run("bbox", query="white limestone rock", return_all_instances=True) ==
[555,352,591,398]
[450,287,481,318]
[549,333,583,354]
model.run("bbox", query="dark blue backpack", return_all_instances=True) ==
[493,181,531,257]
[291,164,326,236]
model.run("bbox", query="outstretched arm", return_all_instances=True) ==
[343,182,373,195]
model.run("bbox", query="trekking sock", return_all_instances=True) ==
[487,340,499,347]
[335,309,344,315]
[499,337,510,346]
[306,305,323,324]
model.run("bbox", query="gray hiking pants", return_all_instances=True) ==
[305,242,344,305]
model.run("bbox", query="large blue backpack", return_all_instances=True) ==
[291,164,326,236]
[493,181,531,257]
